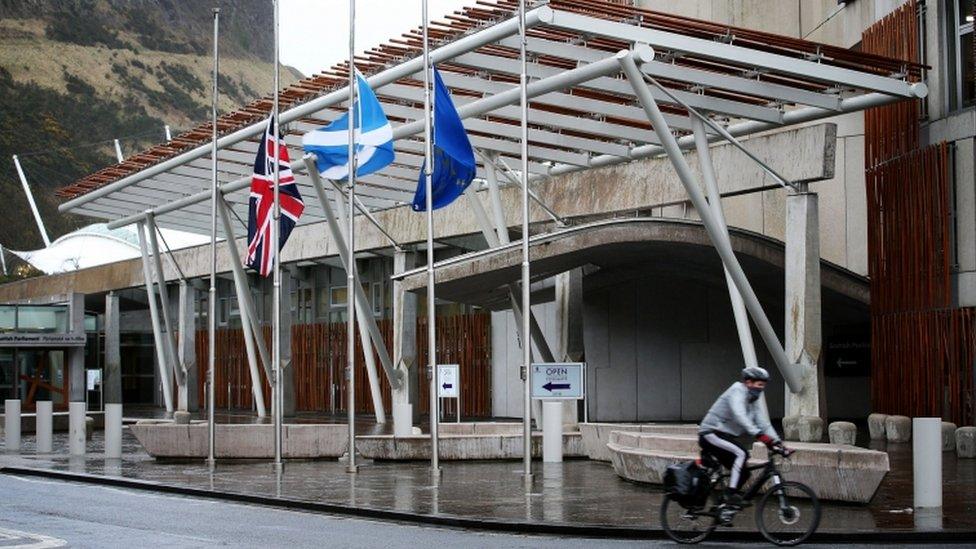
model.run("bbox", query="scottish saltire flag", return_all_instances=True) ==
[412,68,477,211]
[302,73,395,180]
[246,117,305,277]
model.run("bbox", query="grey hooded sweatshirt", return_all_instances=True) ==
[698,382,779,440]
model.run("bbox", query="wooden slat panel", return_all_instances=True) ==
[863,2,976,425]
[196,312,493,418]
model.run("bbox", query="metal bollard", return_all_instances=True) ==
[35,400,53,453]
[913,417,942,508]
[4,399,20,452]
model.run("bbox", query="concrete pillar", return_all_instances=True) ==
[35,400,52,453]
[784,191,825,420]
[104,293,122,405]
[68,293,86,454]
[177,282,199,412]
[281,270,296,417]
[4,399,20,451]
[554,269,583,426]
[393,250,420,436]
[104,292,123,459]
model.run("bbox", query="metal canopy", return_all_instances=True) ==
[56,0,925,238]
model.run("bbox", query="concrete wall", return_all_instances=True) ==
[581,269,785,422]
[491,301,558,418]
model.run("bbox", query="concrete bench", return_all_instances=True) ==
[356,430,584,461]
[607,431,888,503]
[130,421,348,459]
[579,422,700,462]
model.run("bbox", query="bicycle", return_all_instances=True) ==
[660,446,821,546]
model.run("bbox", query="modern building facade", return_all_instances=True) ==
[0,0,971,428]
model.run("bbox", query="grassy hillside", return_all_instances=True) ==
[0,0,301,260]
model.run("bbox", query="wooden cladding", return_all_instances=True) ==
[195,313,492,418]
[863,0,921,168]
[866,144,952,314]
[863,1,976,424]
[872,310,976,422]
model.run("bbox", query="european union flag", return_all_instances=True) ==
[412,68,476,211]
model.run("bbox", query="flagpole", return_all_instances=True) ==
[272,0,283,471]
[518,0,532,486]
[207,7,219,470]
[422,0,440,479]
[346,0,358,475]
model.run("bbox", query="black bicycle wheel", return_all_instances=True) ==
[755,481,821,546]
[660,495,716,544]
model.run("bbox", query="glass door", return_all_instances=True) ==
[17,349,68,410]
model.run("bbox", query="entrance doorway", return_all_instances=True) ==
[15,349,68,411]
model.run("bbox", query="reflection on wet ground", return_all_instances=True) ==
[1,420,973,535]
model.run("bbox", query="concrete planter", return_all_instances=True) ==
[607,431,889,503]
[356,430,584,460]
[579,422,699,462]
[130,422,349,459]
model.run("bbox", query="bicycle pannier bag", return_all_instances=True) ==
[664,461,710,508]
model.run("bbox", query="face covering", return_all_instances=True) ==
[747,387,763,402]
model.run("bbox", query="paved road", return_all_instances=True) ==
[0,474,960,548]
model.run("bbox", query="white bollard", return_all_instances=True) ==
[69,401,86,456]
[35,401,53,453]
[104,403,123,459]
[542,400,563,463]
[4,399,20,452]
[913,417,942,508]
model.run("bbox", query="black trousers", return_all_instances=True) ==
[699,431,750,491]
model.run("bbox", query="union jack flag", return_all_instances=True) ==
[245,117,305,277]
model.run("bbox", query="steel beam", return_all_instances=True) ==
[136,221,175,412]
[617,50,802,392]
[216,196,270,417]
[62,5,555,213]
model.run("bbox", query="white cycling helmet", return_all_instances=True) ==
[741,366,770,382]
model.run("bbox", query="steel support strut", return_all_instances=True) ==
[691,118,759,369]
[304,156,400,422]
[215,198,269,418]
[617,49,803,393]
[135,220,175,412]
[146,213,185,390]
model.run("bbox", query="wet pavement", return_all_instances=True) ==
[1,423,974,537]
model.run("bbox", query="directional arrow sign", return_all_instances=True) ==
[437,364,459,398]
[531,363,584,400]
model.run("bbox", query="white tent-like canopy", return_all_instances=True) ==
[11,224,209,275]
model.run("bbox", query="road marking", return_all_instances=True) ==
[0,527,66,548]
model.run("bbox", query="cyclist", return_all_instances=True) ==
[698,366,788,522]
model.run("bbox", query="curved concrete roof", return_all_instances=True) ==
[397,217,869,309]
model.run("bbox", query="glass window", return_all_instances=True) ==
[316,287,331,318]
[16,305,68,333]
[0,306,15,332]
[330,286,348,308]
[948,0,975,110]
